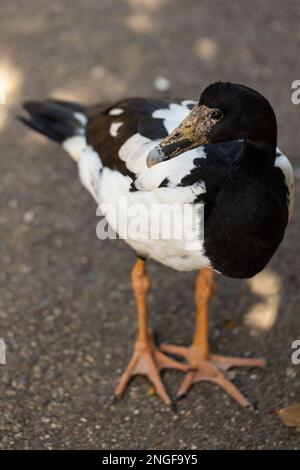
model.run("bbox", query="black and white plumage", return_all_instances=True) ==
[20,86,294,277]
[19,82,295,407]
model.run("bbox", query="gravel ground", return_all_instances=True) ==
[0,0,300,450]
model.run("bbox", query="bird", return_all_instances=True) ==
[19,82,294,409]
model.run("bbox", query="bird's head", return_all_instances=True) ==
[147,82,277,167]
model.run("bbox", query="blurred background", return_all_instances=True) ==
[0,0,300,450]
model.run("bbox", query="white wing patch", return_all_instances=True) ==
[117,100,197,176]
[109,122,123,137]
[152,101,196,134]
[109,108,124,116]
[135,147,207,191]
[119,133,158,174]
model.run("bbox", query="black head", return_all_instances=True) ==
[147,81,277,167]
[199,82,277,147]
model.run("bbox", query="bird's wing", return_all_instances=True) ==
[85,97,197,178]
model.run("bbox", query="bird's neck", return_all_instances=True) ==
[237,139,276,175]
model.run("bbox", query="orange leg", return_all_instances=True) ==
[161,268,266,407]
[114,258,187,405]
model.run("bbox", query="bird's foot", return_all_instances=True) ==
[114,336,188,405]
[160,343,266,407]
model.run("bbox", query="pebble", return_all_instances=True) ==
[154,76,171,92]
[227,370,237,380]
[23,211,35,223]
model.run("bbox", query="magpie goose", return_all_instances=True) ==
[20,82,294,408]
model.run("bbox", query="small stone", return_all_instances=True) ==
[23,210,35,223]
[154,76,171,92]
[227,370,237,380]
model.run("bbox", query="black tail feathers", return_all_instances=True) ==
[19,99,86,143]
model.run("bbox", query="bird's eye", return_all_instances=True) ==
[211,110,223,120]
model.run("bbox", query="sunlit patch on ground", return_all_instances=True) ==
[126,13,156,34]
[125,0,168,11]
[0,59,22,130]
[125,0,169,34]
[0,87,7,130]
[0,59,22,103]
[0,79,6,105]
[244,268,281,331]
[194,37,219,62]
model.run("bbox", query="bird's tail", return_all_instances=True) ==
[19,99,88,161]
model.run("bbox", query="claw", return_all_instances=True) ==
[170,401,178,413]
[115,341,186,405]
[111,395,120,405]
[161,344,266,407]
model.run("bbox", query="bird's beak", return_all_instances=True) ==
[147,105,214,167]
